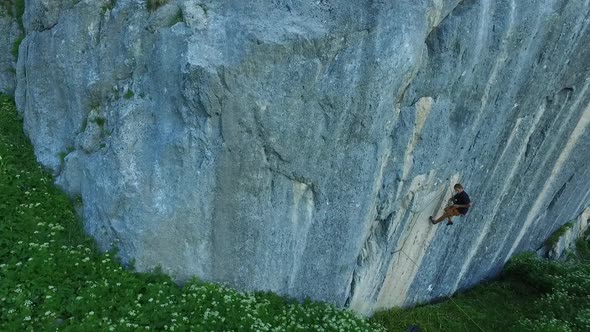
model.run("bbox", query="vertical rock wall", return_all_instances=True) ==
[0,4,21,95]
[13,0,590,315]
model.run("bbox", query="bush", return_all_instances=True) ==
[0,0,25,28]
[146,0,168,12]
[502,252,561,293]
[574,229,590,261]
[11,34,23,58]
[545,222,574,248]
[516,317,573,332]
[505,252,590,331]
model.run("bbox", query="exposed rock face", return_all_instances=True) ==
[14,0,590,315]
[537,208,590,260]
[0,8,20,95]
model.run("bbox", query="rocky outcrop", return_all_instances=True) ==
[538,207,590,260]
[0,7,21,95]
[14,0,590,315]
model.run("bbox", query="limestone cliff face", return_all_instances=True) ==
[537,207,590,260]
[13,0,590,315]
[0,7,20,95]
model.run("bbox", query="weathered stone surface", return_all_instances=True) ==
[0,9,20,95]
[537,207,590,260]
[14,0,590,315]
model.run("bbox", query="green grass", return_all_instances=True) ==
[0,94,383,331]
[371,281,537,332]
[545,222,575,248]
[371,252,590,331]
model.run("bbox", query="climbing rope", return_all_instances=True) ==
[389,184,483,331]
[398,249,486,332]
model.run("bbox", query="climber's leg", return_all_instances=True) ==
[432,206,461,224]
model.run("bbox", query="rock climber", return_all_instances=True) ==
[430,183,472,225]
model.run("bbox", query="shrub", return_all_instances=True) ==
[146,0,168,12]
[574,229,590,261]
[545,222,574,248]
[123,89,134,99]
[101,0,116,14]
[11,35,23,58]
[506,252,590,331]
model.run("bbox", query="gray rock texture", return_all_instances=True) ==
[537,207,590,260]
[0,7,21,95]
[13,0,590,315]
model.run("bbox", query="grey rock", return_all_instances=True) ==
[0,11,21,95]
[14,0,590,315]
[146,3,182,33]
[181,2,207,31]
[23,0,73,33]
[538,207,590,260]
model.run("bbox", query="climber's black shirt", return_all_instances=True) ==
[453,191,471,215]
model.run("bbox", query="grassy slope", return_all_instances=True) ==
[371,245,590,332]
[371,280,539,332]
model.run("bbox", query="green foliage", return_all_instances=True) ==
[2,0,25,58]
[507,253,590,331]
[373,252,590,331]
[0,1,23,22]
[58,147,74,165]
[516,317,573,332]
[0,0,25,29]
[576,238,590,261]
[11,35,23,58]
[0,2,11,17]
[169,9,184,26]
[0,94,383,331]
[101,0,116,14]
[80,117,88,132]
[371,281,536,332]
[199,3,209,16]
[146,0,168,12]
[502,252,561,293]
[73,195,83,209]
[546,222,575,248]
[123,89,134,99]
[14,0,23,29]
[92,117,105,127]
